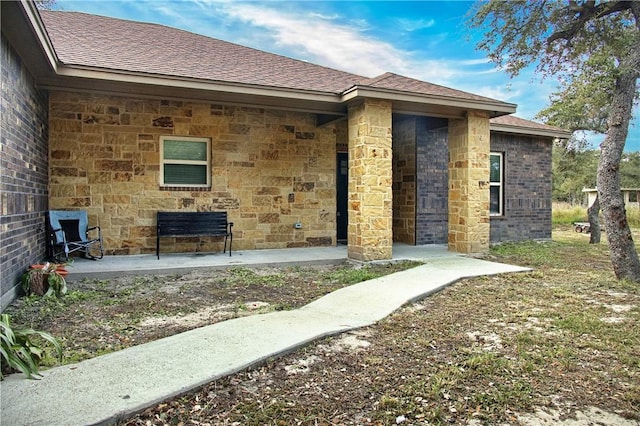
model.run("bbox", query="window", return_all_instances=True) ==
[489,152,503,216]
[160,136,211,188]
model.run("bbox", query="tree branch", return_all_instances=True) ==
[548,1,631,43]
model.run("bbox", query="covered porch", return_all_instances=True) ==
[65,243,457,281]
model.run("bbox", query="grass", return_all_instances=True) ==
[122,226,640,425]
[553,201,640,226]
[2,261,422,371]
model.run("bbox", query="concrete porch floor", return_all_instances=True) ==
[67,243,460,280]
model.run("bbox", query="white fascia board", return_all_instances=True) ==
[490,123,572,139]
[54,65,343,104]
[341,87,517,114]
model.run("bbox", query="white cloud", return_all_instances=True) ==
[211,2,493,86]
[468,85,520,102]
[395,18,436,31]
[459,58,492,66]
[215,3,409,77]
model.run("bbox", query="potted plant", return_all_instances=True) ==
[21,262,68,297]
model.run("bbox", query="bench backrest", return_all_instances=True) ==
[157,211,229,236]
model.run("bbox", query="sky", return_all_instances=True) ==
[53,0,639,152]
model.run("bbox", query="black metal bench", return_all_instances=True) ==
[157,211,233,259]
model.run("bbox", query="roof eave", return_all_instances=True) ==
[490,123,572,139]
[50,64,344,103]
[341,86,517,116]
[1,1,59,76]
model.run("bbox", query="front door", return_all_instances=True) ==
[336,152,348,242]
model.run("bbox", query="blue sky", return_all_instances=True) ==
[53,0,639,152]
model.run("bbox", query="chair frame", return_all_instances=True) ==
[47,210,104,262]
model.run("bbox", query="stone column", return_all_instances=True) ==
[447,111,490,253]
[347,99,393,261]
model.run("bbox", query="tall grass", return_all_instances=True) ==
[552,202,640,227]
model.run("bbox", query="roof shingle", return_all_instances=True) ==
[359,72,505,104]
[490,115,569,133]
[40,10,363,94]
[38,9,565,137]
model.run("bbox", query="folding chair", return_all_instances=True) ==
[47,210,104,261]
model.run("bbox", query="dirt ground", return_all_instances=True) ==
[4,228,640,425]
[4,262,418,368]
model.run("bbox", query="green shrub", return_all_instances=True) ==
[0,313,62,379]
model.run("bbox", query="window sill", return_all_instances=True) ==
[160,186,211,192]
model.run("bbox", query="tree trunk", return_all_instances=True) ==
[587,195,601,244]
[597,41,640,282]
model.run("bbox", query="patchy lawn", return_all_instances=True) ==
[4,227,640,425]
[3,261,420,367]
[122,227,639,425]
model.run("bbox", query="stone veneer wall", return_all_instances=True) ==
[447,112,491,253]
[48,91,337,255]
[392,117,416,244]
[490,133,552,242]
[347,99,393,261]
[0,35,50,310]
[416,118,449,244]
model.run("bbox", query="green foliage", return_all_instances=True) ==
[551,149,640,203]
[21,263,68,298]
[0,314,62,379]
[552,147,598,203]
[621,152,640,187]
[625,207,640,228]
[468,0,640,189]
[468,1,638,79]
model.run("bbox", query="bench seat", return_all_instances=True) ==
[157,211,233,259]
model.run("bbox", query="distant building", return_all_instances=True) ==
[583,188,640,207]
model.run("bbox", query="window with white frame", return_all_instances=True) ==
[489,152,503,216]
[160,136,211,188]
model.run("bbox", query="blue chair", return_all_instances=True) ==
[47,210,104,261]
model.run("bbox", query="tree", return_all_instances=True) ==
[469,0,640,282]
[551,146,598,203]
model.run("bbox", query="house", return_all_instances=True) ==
[0,1,571,309]
[583,188,640,208]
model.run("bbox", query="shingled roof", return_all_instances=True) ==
[359,72,502,104]
[39,10,363,94]
[39,10,513,109]
[490,115,572,138]
[30,8,570,136]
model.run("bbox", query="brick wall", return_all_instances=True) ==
[1,35,49,310]
[48,91,337,255]
[392,116,416,244]
[416,118,449,244]
[490,133,552,242]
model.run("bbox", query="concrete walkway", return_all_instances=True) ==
[0,249,529,426]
